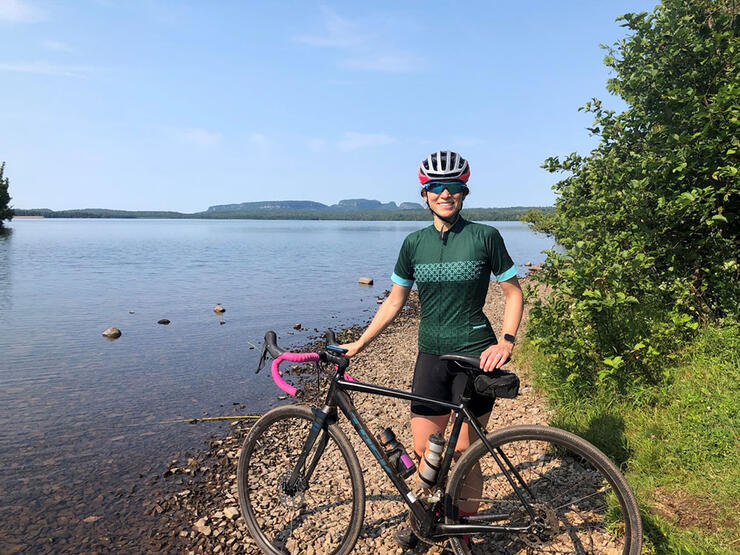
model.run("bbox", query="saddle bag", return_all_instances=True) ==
[473,370,520,399]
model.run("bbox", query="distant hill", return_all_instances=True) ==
[399,202,424,210]
[207,201,327,212]
[206,199,411,212]
[331,199,398,210]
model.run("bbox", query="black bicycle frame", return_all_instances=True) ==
[289,365,539,539]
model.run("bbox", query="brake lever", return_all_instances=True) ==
[256,342,269,374]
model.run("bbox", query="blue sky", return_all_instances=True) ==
[0,0,657,212]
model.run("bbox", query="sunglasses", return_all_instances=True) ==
[424,181,468,195]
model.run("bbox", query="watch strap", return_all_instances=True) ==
[503,333,516,344]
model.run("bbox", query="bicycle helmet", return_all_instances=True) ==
[417,151,470,185]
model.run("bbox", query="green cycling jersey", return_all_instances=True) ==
[391,218,516,356]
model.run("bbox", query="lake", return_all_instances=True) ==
[0,218,552,550]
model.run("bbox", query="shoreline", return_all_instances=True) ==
[148,276,552,553]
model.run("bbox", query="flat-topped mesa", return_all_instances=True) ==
[206,201,328,212]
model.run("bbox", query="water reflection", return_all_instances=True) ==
[0,226,12,311]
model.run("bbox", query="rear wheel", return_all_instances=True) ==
[446,425,642,554]
[237,405,365,554]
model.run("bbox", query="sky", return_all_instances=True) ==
[0,0,658,212]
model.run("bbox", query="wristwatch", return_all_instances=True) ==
[503,333,516,344]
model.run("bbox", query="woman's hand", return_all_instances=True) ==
[479,341,513,371]
[338,341,364,358]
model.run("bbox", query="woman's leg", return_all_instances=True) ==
[455,412,491,513]
[411,413,450,459]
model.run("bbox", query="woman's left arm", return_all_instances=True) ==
[479,276,524,371]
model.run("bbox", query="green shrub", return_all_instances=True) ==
[529,0,739,395]
[0,162,13,227]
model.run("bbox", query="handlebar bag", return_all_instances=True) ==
[473,370,520,399]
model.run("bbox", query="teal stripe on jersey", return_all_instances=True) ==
[496,264,517,282]
[391,272,414,287]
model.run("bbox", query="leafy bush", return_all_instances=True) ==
[528,0,739,395]
[0,162,13,227]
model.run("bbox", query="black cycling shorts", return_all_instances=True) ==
[410,352,495,418]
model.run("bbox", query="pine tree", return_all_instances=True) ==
[0,162,13,227]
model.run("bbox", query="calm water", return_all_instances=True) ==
[0,218,552,549]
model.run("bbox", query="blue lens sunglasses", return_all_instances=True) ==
[424,181,468,195]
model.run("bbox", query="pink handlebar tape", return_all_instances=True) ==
[271,352,355,396]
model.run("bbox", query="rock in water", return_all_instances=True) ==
[102,327,121,339]
[157,319,171,325]
[293,323,302,330]
[213,304,226,313]
[358,277,374,285]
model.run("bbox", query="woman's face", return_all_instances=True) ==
[422,186,465,219]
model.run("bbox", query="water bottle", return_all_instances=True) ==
[378,428,416,479]
[417,433,445,489]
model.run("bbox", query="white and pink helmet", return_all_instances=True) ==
[417,151,470,185]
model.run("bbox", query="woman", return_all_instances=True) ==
[340,150,524,548]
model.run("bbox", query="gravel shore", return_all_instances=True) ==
[150,277,551,553]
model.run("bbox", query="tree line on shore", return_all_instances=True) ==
[13,206,551,222]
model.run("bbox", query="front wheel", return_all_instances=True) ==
[237,405,365,554]
[446,425,642,554]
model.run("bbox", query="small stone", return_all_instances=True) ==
[223,506,239,520]
[193,517,211,536]
[219,320,226,325]
[293,323,302,330]
[157,319,170,325]
[82,515,100,523]
[102,327,121,339]
[129,310,135,314]
[214,304,226,313]
[358,277,374,285]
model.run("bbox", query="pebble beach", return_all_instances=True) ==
[145,277,553,553]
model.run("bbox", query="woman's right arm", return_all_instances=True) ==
[339,283,411,357]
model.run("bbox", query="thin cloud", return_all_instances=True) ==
[43,40,75,52]
[0,61,92,77]
[0,0,45,23]
[247,132,272,150]
[338,132,396,151]
[294,7,359,48]
[168,127,223,147]
[307,138,326,152]
[294,6,423,74]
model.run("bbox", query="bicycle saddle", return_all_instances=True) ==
[439,353,481,369]
[440,353,512,369]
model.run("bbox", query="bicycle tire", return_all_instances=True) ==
[237,405,365,554]
[445,425,642,554]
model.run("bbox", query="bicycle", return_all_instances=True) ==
[237,330,643,554]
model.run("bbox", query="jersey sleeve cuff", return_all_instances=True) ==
[391,272,414,287]
[496,264,517,282]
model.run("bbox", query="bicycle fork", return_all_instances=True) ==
[284,405,335,494]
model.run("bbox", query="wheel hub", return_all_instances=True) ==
[276,471,308,508]
[513,503,559,548]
